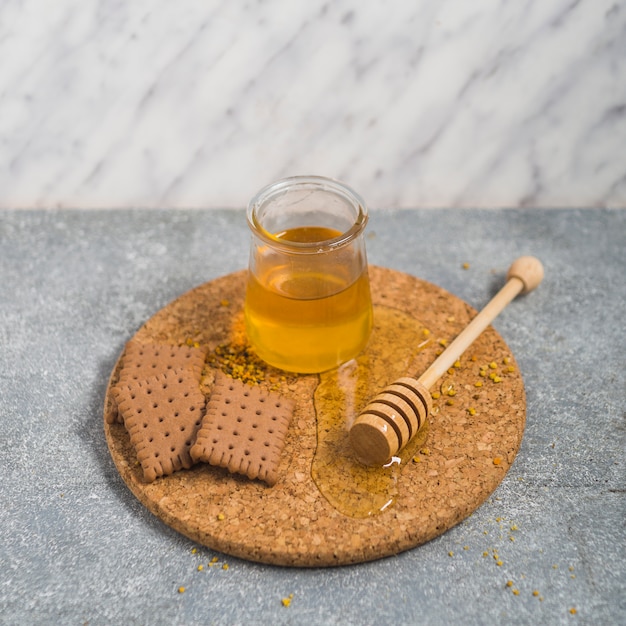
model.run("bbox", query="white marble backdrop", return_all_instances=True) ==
[0,0,624,209]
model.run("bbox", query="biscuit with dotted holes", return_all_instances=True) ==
[190,371,294,486]
[107,340,207,424]
[112,368,206,482]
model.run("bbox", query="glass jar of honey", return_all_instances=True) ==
[244,175,373,374]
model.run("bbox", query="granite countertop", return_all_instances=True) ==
[0,207,624,625]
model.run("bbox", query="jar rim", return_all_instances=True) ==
[246,175,368,253]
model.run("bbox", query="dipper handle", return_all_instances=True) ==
[350,257,543,466]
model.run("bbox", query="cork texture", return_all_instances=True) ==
[104,266,526,567]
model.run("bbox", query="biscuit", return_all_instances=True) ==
[112,368,206,482]
[190,372,294,486]
[107,340,207,424]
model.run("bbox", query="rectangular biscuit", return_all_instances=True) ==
[112,368,206,482]
[190,372,294,486]
[108,340,207,424]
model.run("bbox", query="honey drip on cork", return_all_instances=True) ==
[311,306,431,518]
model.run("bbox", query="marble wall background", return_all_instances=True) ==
[1,0,624,210]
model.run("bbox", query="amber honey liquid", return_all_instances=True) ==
[245,227,373,373]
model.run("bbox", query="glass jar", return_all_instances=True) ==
[244,175,373,373]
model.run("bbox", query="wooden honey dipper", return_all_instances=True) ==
[349,256,544,466]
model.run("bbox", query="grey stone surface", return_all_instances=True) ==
[0,208,624,625]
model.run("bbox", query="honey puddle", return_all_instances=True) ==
[311,305,431,518]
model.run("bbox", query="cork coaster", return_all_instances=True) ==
[104,267,526,567]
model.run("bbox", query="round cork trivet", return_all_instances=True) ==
[104,266,526,567]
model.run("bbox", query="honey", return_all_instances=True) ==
[311,305,431,517]
[245,227,373,374]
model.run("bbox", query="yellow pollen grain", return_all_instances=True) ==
[506,580,513,587]
[474,381,483,387]
[489,361,498,369]
[493,457,502,466]
[468,408,476,416]
[197,565,204,571]
[462,262,470,269]
[431,391,441,399]
[178,587,186,594]
[217,513,225,521]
